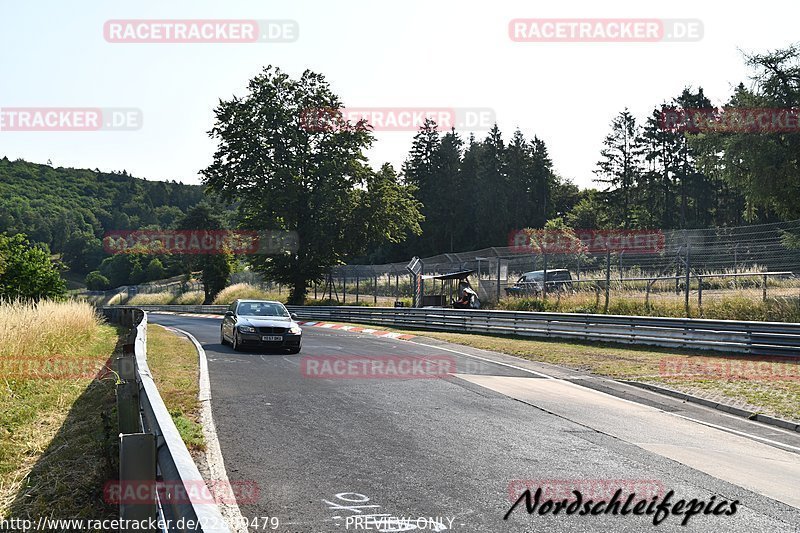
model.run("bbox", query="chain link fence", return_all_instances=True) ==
[330,220,800,313]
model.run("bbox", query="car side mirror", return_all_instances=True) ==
[290,312,299,320]
[224,311,234,317]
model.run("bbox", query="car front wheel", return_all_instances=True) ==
[220,328,228,346]
[231,330,241,351]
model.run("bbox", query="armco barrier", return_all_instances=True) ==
[104,307,230,533]
[107,305,800,357]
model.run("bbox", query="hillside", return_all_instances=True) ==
[0,157,208,278]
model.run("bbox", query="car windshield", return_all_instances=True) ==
[237,302,289,317]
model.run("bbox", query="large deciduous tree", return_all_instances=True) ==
[176,204,232,304]
[201,66,422,304]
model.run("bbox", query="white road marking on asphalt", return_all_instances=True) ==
[668,412,800,453]
[402,339,554,379]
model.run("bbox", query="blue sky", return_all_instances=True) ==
[1,1,797,188]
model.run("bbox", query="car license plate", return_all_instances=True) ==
[262,335,282,342]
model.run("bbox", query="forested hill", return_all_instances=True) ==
[0,157,206,273]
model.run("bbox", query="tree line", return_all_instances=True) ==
[2,43,798,302]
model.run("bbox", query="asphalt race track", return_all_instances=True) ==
[149,313,800,533]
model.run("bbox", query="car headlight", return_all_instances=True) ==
[289,325,302,335]
[239,326,256,333]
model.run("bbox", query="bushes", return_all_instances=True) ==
[84,271,110,291]
[211,283,283,304]
[127,292,176,305]
[0,233,66,301]
[173,291,204,305]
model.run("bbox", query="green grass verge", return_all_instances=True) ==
[145,324,205,451]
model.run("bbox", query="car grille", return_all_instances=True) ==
[257,327,287,334]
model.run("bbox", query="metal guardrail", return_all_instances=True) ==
[104,307,230,533]
[110,305,800,357]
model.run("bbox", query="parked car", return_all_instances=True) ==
[220,299,302,353]
[505,269,573,297]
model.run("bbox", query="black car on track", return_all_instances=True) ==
[220,299,302,353]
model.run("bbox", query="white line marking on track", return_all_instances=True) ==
[402,339,554,379]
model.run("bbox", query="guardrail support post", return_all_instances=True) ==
[119,432,157,532]
[117,381,140,435]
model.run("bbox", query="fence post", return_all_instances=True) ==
[604,250,611,313]
[542,251,548,300]
[685,242,691,315]
[496,259,501,303]
[645,279,651,310]
[763,273,768,301]
[374,275,378,305]
[356,275,360,302]
[343,271,347,304]
[698,275,703,309]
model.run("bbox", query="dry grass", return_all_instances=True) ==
[0,299,119,520]
[212,283,285,305]
[173,291,205,305]
[127,292,177,306]
[0,300,105,360]
[497,292,800,322]
[145,325,205,451]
